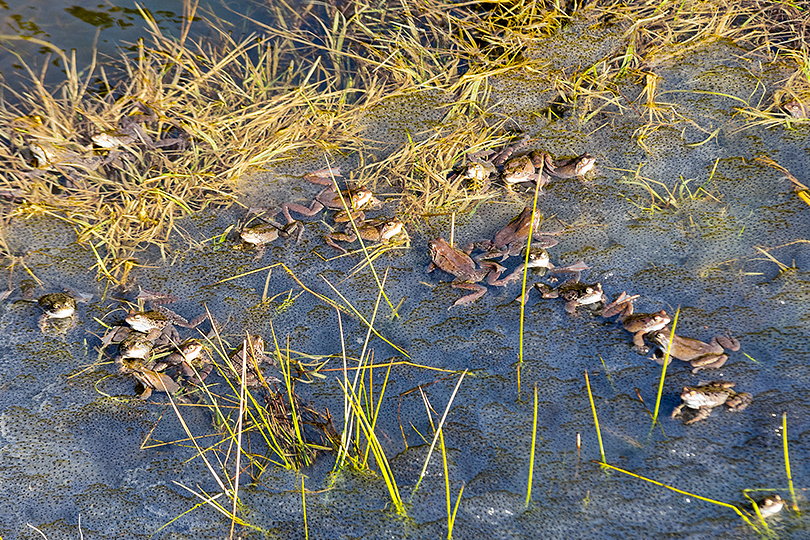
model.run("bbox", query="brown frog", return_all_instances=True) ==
[427,238,512,307]
[282,168,380,224]
[622,310,671,352]
[501,154,542,185]
[34,293,78,335]
[543,153,597,179]
[650,330,740,373]
[671,381,752,424]
[783,100,808,119]
[476,207,559,261]
[120,359,182,400]
[226,334,276,387]
[600,291,639,319]
[536,281,606,314]
[125,310,181,345]
[240,219,299,247]
[325,218,406,252]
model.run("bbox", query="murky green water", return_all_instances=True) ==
[1,2,808,539]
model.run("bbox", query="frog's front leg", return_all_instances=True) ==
[683,406,714,424]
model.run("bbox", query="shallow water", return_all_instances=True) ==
[1,3,809,540]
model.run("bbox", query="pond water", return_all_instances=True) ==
[1,2,808,539]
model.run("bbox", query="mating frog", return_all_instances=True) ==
[671,381,752,424]
[650,330,740,373]
[428,238,512,307]
[282,168,380,224]
[125,310,181,345]
[501,153,544,185]
[536,281,606,314]
[325,218,406,252]
[622,310,671,352]
[154,338,213,385]
[120,358,182,400]
[118,332,154,360]
[477,207,559,261]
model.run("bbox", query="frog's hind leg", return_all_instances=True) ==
[449,282,488,308]
[303,167,342,185]
[715,334,741,351]
[282,200,325,224]
[690,354,728,374]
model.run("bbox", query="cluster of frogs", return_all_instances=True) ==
[10,103,186,188]
[448,136,596,190]
[419,141,755,427]
[237,167,408,255]
[34,290,280,399]
[429,216,754,425]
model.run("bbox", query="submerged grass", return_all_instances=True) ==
[598,462,772,536]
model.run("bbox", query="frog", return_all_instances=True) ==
[650,330,740,373]
[501,154,540,185]
[536,281,606,314]
[621,310,671,352]
[153,338,213,385]
[240,219,297,247]
[117,332,154,361]
[543,153,597,179]
[599,291,639,319]
[475,207,559,261]
[281,167,380,224]
[34,293,78,335]
[783,100,808,119]
[427,238,513,307]
[752,494,784,519]
[124,310,181,345]
[37,293,77,319]
[226,334,275,387]
[325,218,406,252]
[671,381,752,424]
[120,358,182,400]
[462,156,498,185]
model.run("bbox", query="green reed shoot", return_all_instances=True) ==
[338,377,406,515]
[525,384,539,507]
[651,307,680,427]
[782,412,800,514]
[584,370,606,464]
